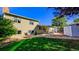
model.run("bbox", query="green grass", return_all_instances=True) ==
[0,37,79,51]
[0,38,4,41]
[10,40,26,51]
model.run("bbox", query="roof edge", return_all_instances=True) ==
[4,13,39,22]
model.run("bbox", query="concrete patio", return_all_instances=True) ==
[35,33,79,40]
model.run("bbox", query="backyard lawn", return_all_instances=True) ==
[0,37,79,51]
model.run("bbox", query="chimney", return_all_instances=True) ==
[3,7,9,13]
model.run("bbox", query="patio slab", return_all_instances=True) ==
[35,33,79,40]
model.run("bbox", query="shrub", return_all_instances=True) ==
[0,17,17,38]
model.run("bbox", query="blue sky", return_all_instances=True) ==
[10,7,54,25]
[0,7,79,25]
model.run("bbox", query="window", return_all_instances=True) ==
[14,18,18,22]
[18,20,21,23]
[29,30,32,34]
[18,30,21,34]
[12,17,21,23]
[29,21,34,25]
[25,33,28,35]
[11,17,15,21]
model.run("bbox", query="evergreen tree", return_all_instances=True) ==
[0,17,17,38]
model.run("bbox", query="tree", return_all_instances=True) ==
[34,25,49,35]
[0,17,17,38]
[52,16,67,32]
[48,7,79,18]
[74,18,79,23]
[41,25,49,33]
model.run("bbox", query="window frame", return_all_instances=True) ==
[17,30,21,34]
[12,17,21,23]
[29,21,34,25]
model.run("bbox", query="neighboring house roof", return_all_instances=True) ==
[3,13,39,22]
[68,22,79,26]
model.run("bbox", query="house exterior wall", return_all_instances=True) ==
[3,14,39,37]
[72,25,79,36]
[64,26,72,36]
[64,24,79,37]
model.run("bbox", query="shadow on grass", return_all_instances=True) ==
[0,37,79,51]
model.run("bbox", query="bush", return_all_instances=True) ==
[0,17,17,38]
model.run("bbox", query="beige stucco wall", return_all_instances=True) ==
[4,14,39,37]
